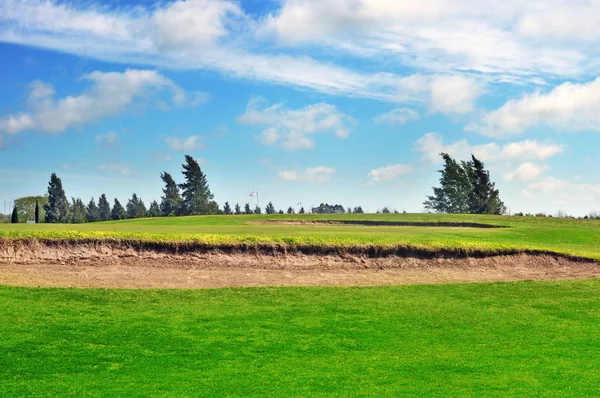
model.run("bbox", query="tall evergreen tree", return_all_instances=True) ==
[244,203,252,214]
[254,205,262,214]
[11,206,18,223]
[299,207,305,214]
[160,172,182,216]
[86,198,100,222]
[70,198,87,224]
[98,194,111,221]
[35,200,40,223]
[148,200,161,217]
[424,153,505,214]
[424,153,472,214]
[126,194,147,219]
[179,155,217,215]
[265,201,276,214]
[287,206,295,214]
[468,155,506,215]
[223,202,232,215]
[353,206,364,214]
[44,173,69,223]
[111,198,126,220]
[234,203,242,215]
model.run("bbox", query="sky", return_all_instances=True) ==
[1,0,600,216]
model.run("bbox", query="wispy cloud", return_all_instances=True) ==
[369,164,413,182]
[166,135,205,152]
[374,108,419,125]
[238,97,355,150]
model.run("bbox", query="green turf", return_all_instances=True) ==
[1,280,599,397]
[1,213,600,260]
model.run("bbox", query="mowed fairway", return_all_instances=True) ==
[1,281,600,396]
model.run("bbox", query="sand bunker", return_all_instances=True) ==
[0,241,598,288]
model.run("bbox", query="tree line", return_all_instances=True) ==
[13,152,591,223]
[7,155,368,223]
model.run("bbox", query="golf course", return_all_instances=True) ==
[1,213,599,396]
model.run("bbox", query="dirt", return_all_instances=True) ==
[0,241,598,289]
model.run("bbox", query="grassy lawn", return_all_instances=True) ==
[1,213,600,260]
[1,280,599,397]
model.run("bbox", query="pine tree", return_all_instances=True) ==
[179,155,216,215]
[234,203,242,215]
[353,206,364,213]
[160,172,182,216]
[44,173,69,223]
[424,153,472,214]
[70,198,87,223]
[287,206,295,214]
[299,207,305,214]
[126,194,147,219]
[148,200,161,217]
[35,200,40,223]
[468,155,506,215]
[11,206,18,223]
[254,205,262,214]
[223,202,232,215]
[265,201,276,214]
[86,198,100,222]
[278,209,284,214]
[111,198,126,220]
[98,194,111,221]
[244,203,252,214]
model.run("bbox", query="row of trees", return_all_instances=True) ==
[7,152,510,223]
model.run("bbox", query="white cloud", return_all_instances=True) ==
[415,133,564,164]
[429,75,483,115]
[98,162,135,176]
[0,69,202,135]
[238,98,355,150]
[374,108,419,125]
[165,135,205,152]
[504,162,547,181]
[475,77,600,137]
[152,0,242,50]
[369,164,413,182]
[0,134,4,149]
[278,166,335,183]
[261,0,595,79]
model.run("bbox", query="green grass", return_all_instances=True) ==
[1,213,600,260]
[1,280,599,397]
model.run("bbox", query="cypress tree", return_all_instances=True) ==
[86,198,100,222]
[98,194,111,221]
[287,206,295,214]
[160,172,182,216]
[111,198,126,220]
[44,173,69,223]
[35,200,40,223]
[179,155,216,215]
[223,202,232,215]
[11,206,18,223]
[254,205,262,214]
[244,203,252,214]
[234,203,242,215]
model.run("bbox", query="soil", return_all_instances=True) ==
[0,241,598,289]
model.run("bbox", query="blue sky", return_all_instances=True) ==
[1,0,600,215]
